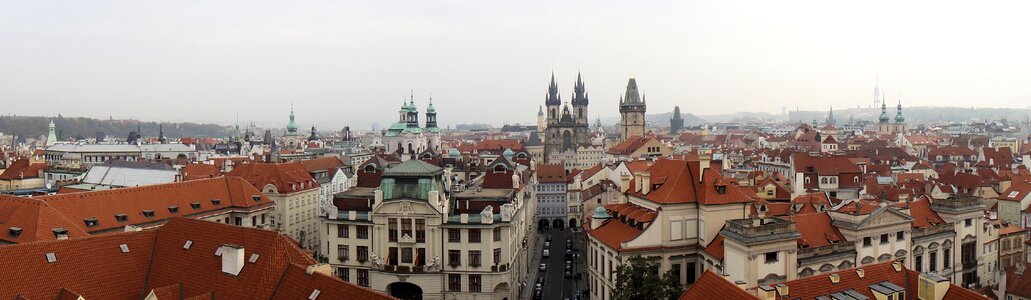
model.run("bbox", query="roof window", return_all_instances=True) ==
[191,202,201,209]
[45,252,57,263]
[115,214,129,222]
[84,217,99,227]
[168,206,179,214]
[8,227,22,237]
[183,240,193,249]
[252,195,262,202]
[52,228,69,239]
[211,199,221,206]
[249,253,260,263]
[142,210,155,218]
[119,244,130,253]
[308,289,321,300]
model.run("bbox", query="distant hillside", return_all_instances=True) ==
[785,106,1031,124]
[0,115,231,141]
[600,111,704,127]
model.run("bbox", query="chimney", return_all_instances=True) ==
[619,174,631,193]
[640,171,652,195]
[699,154,711,182]
[775,284,789,298]
[757,285,776,300]
[221,244,245,276]
[918,272,951,300]
[633,172,643,193]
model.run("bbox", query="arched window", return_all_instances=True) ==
[854,176,860,183]
[364,165,377,173]
[805,177,811,184]
[830,177,837,184]
[820,177,828,184]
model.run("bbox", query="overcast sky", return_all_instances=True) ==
[2,1,1030,129]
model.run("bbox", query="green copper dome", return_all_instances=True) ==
[286,106,298,134]
[592,206,610,219]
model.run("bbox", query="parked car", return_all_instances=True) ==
[544,241,551,248]
[539,263,547,271]
[546,235,552,242]
[564,270,572,278]
[542,249,550,258]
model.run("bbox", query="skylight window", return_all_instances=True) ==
[183,240,193,249]
[215,247,224,256]
[45,253,57,263]
[249,253,260,263]
[119,244,130,253]
[308,289,321,300]
[1009,191,1020,198]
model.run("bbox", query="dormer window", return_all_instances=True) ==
[211,199,222,206]
[494,165,506,173]
[252,195,262,202]
[142,210,155,218]
[84,218,99,227]
[168,206,179,214]
[364,165,376,173]
[115,214,129,222]
[191,202,202,209]
[716,186,727,194]
[52,228,69,239]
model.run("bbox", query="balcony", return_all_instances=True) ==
[382,265,429,273]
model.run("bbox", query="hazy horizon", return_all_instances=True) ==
[3,1,1031,129]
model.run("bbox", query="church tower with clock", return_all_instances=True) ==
[619,77,647,141]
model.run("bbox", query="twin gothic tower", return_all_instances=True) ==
[539,73,647,159]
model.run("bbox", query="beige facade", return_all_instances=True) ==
[263,185,321,249]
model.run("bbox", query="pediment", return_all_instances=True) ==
[859,206,913,228]
[372,199,441,216]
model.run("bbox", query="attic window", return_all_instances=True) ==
[249,253,260,263]
[211,199,222,206]
[168,206,179,214]
[52,228,69,239]
[716,186,727,194]
[84,217,99,227]
[308,289,321,300]
[183,240,194,249]
[142,210,156,218]
[115,214,128,222]
[191,202,202,209]
[364,165,376,173]
[45,252,57,263]
[119,244,130,253]
[252,195,262,202]
[494,165,506,173]
[8,227,22,237]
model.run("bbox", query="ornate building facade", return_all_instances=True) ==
[380,95,441,161]
[544,73,591,163]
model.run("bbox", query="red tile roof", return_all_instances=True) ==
[760,260,988,300]
[786,212,846,248]
[0,177,273,243]
[0,196,89,244]
[181,163,222,180]
[606,136,654,155]
[626,159,757,205]
[227,162,319,193]
[0,218,393,300]
[905,196,946,229]
[679,270,756,300]
[536,163,567,183]
[702,234,726,261]
[300,156,347,172]
[0,159,46,180]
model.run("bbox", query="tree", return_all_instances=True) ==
[612,256,683,300]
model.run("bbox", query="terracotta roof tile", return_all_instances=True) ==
[679,270,756,299]
[227,162,319,193]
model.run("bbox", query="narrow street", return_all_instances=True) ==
[522,226,587,300]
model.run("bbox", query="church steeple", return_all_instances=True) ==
[286,103,298,136]
[826,105,836,125]
[425,95,438,129]
[46,120,57,146]
[895,92,905,123]
[546,72,561,106]
[878,95,890,124]
[571,72,589,125]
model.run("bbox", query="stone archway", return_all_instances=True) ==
[538,219,550,230]
[552,219,565,229]
[387,282,423,300]
[493,282,510,300]
[569,218,578,228]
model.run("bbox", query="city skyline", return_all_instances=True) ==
[3,1,1031,128]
